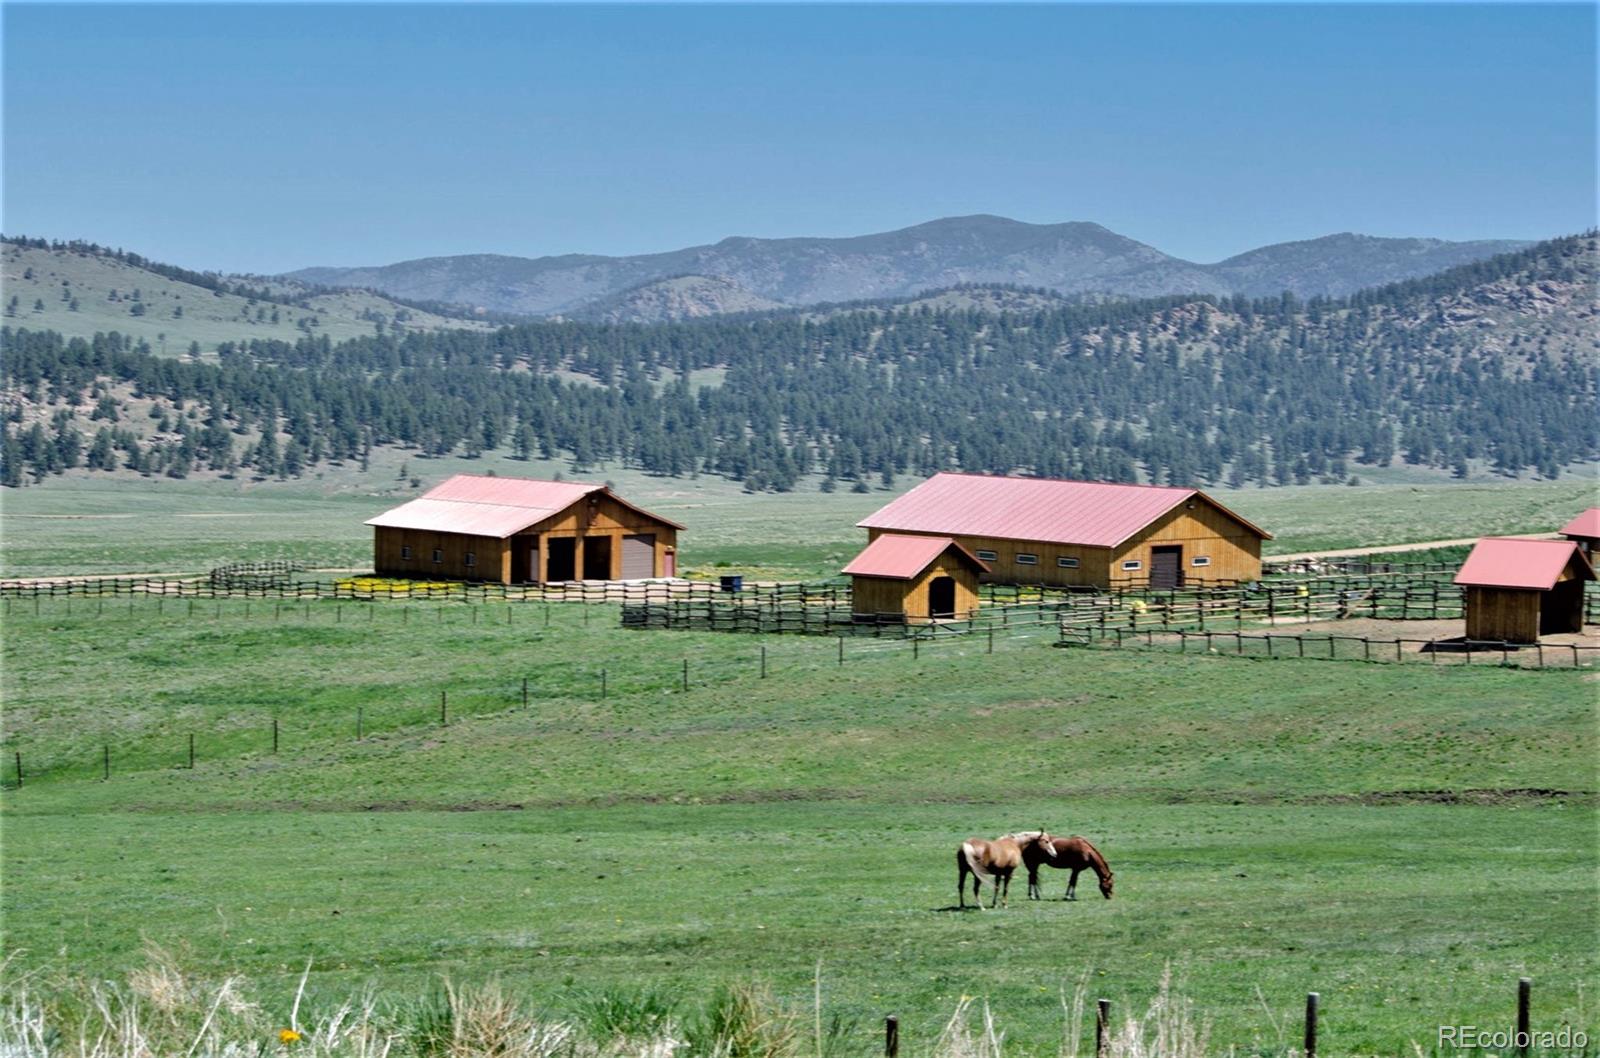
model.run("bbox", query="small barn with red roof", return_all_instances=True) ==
[1454,537,1595,643]
[1560,508,1600,557]
[367,474,681,584]
[856,473,1271,589]
[842,534,988,623]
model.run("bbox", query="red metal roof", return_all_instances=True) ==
[857,473,1271,548]
[365,474,683,538]
[842,534,989,579]
[1560,507,1600,539]
[1454,537,1596,591]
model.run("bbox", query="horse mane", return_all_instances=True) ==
[1072,835,1111,876]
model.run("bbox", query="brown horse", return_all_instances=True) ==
[957,831,1053,909]
[1024,835,1114,901]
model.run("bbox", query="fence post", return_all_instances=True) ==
[357,707,363,740]
[440,690,447,726]
[188,733,195,769]
[1517,978,1531,1057]
[988,628,994,654]
[272,717,279,754]
[601,668,608,700]
[761,645,768,679]
[913,635,920,660]
[682,658,689,692]
[885,1015,899,1058]
[839,637,845,666]
[12,751,19,788]
[1095,999,1110,1058]
[1304,993,1319,1058]
[522,677,529,710]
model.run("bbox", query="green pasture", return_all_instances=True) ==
[3,598,1595,1052]
[2,461,1594,579]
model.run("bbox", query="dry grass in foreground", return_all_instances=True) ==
[0,946,1217,1058]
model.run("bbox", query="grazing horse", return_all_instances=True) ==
[956,831,1053,909]
[1024,835,1114,901]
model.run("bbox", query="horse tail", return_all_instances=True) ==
[961,840,993,884]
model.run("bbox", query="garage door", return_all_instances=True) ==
[621,534,655,579]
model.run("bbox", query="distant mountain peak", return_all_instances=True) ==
[285,216,1533,320]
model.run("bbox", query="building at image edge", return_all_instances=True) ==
[856,473,1272,589]
[366,474,681,584]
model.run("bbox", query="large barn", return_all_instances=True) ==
[1455,537,1595,643]
[366,474,681,584]
[857,473,1271,589]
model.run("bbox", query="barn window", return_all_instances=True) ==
[432,549,443,563]
[1121,560,1142,571]
[1016,553,1038,565]
[464,552,476,568]
[1191,556,1211,567]
[401,546,412,560]
[1058,556,1080,568]
[974,549,998,562]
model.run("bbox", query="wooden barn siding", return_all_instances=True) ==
[515,493,678,582]
[850,575,908,617]
[1113,500,1264,585]
[851,556,980,622]
[1465,587,1540,643]
[374,527,506,582]
[866,527,1110,587]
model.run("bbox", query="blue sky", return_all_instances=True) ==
[3,3,1595,274]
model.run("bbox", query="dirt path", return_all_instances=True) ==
[1269,533,1558,562]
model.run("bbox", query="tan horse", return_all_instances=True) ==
[957,831,1053,909]
[1024,835,1114,901]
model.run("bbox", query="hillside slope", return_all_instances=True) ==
[289,214,1529,317]
[3,240,495,355]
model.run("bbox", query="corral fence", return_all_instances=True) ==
[0,573,746,604]
[1263,555,1465,577]
[1057,624,1600,669]
[208,560,305,591]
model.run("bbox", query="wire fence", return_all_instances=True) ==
[0,593,1066,791]
[1056,624,1600,669]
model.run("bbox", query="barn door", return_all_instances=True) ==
[1150,546,1183,590]
[929,576,957,619]
[621,534,656,579]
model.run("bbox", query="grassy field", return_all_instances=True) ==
[3,597,1595,1053]
[2,243,492,355]
[2,454,1594,579]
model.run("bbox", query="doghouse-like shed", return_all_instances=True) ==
[1561,508,1600,557]
[843,534,988,623]
[857,473,1271,589]
[366,474,681,584]
[1455,537,1595,643]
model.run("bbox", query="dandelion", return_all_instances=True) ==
[278,1028,301,1044]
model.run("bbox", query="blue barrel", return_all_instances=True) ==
[720,574,743,593]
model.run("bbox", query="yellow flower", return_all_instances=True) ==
[279,1029,302,1045]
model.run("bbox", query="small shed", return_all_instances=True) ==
[843,534,989,623]
[1454,537,1595,643]
[1560,508,1600,557]
[366,474,682,584]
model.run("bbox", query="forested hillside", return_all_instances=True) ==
[2,233,1594,490]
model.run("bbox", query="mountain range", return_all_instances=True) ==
[287,215,1531,320]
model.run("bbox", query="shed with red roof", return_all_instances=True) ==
[842,534,988,623]
[366,474,681,584]
[857,473,1271,589]
[1454,537,1595,642]
[1560,508,1600,556]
